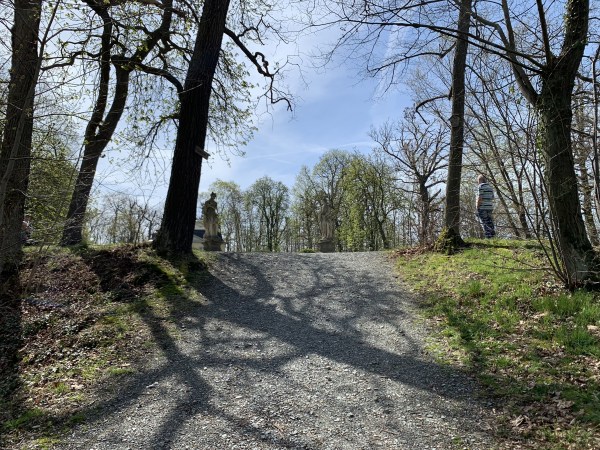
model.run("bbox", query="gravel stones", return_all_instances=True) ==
[56,252,498,449]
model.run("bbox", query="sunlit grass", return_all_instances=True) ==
[395,238,600,447]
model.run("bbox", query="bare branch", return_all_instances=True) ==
[223,26,292,111]
[535,0,553,66]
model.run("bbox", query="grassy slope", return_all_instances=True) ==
[395,239,600,449]
[1,244,210,449]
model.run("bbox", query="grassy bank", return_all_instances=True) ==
[395,239,600,449]
[1,245,210,449]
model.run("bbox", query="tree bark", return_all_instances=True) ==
[580,165,599,247]
[154,0,231,254]
[539,77,595,284]
[61,66,131,245]
[0,0,42,279]
[573,102,599,246]
[442,0,471,248]
[0,0,41,401]
[535,0,596,285]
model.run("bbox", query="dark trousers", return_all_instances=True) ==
[477,209,495,238]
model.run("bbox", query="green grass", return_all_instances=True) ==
[3,244,212,449]
[3,408,47,430]
[396,238,600,447]
[107,367,137,376]
[32,436,61,450]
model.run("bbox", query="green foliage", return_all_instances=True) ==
[107,367,137,376]
[247,176,290,252]
[205,180,244,251]
[3,408,47,430]
[531,291,600,356]
[290,165,320,250]
[337,153,399,251]
[533,291,599,320]
[397,239,600,446]
[26,140,77,244]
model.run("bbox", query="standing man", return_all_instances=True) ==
[476,174,495,238]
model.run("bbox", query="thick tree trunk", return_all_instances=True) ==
[539,75,596,284]
[0,0,41,402]
[376,218,390,249]
[441,0,471,248]
[499,0,594,283]
[154,0,231,254]
[0,0,41,279]
[533,0,597,285]
[61,6,114,245]
[61,68,131,245]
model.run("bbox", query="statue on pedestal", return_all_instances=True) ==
[202,192,219,238]
[317,194,335,252]
[319,201,335,240]
[201,192,223,251]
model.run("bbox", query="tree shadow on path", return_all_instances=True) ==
[195,252,462,395]
[57,251,493,449]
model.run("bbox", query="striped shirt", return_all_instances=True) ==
[477,183,494,210]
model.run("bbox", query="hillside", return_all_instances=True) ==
[396,240,600,449]
[1,245,208,449]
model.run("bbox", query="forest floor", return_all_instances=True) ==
[0,243,598,449]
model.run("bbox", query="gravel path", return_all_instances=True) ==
[58,252,498,450]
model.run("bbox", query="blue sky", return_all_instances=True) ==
[198,67,411,193]
[94,25,412,210]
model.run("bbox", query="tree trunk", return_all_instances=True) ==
[62,2,174,245]
[580,174,598,247]
[441,0,471,248]
[0,0,42,279]
[376,218,390,249]
[573,102,599,246]
[592,46,600,223]
[154,0,231,254]
[0,0,41,401]
[418,177,431,245]
[515,165,532,239]
[577,151,599,246]
[61,67,131,245]
[538,74,596,284]
[532,0,597,285]
[517,205,531,239]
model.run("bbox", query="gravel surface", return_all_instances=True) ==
[57,252,499,450]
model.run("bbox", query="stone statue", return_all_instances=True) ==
[318,201,335,240]
[202,192,219,238]
[316,196,336,253]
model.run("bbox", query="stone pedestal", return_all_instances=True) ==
[203,236,224,251]
[317,239,335,253]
